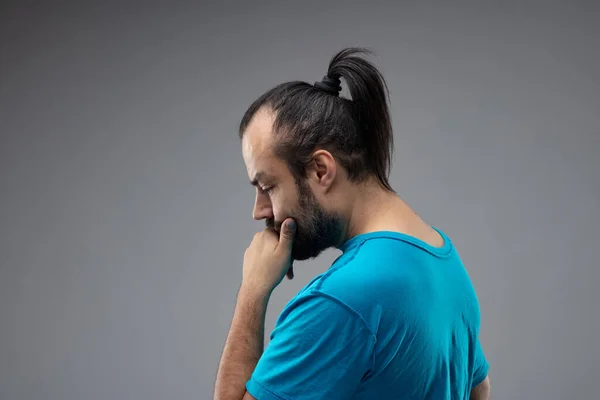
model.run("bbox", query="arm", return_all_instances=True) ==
[470,336,490,400]
[215,221,371,400]
[246,292,375,400]
[213,285,268,400]
[470,375,491,400]
[214,219,296,400]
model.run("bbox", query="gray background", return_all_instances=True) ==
[1,1,598,399]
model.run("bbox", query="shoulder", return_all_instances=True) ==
[278,246,394,338]
[314,236,414,303]
[277,288,374,337]
[248,290,377,400]
[306,234,454,331]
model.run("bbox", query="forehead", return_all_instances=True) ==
[241,109,283,180]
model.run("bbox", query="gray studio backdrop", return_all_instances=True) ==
[1,1,598,399]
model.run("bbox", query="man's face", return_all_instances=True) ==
[241,110,342,260]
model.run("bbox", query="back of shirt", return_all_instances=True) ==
[246,229,489,400]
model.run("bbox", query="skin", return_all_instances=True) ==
[471,376,491,399]
[213,107,475,400]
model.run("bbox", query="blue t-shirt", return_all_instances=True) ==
[246,228,489,399]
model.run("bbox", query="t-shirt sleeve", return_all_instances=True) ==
[471,336,489,387]
[246,291,376,400]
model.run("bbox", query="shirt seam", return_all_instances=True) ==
[310,289,377,342]
[316,239,367,291]
[362,236,454,258]
[341,228,455,258]
[249,377,290,400]
[307,289,378,376]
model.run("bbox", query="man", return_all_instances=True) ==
[214,48,490,399]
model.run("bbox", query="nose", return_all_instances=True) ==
[252,191,273,221]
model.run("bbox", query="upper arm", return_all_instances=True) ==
[242,392,256,400]
[470,375,490,400]
[245,292,375,400]
[472,337,489,387]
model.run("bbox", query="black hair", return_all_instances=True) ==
[239,47,395,193]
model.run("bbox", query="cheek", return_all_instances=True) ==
[271,202,289,222]
[272,192,298,222]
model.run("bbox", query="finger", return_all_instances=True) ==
[277,218,296,251]
[286,266,294,280]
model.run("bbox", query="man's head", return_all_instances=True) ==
[239,48,395,260]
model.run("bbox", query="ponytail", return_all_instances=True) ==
[327,48,394,192]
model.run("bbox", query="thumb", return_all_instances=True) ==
[278,218,296,250]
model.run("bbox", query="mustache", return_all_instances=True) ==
[266,219,280,231]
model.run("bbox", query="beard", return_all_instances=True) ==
[266,179,342,261]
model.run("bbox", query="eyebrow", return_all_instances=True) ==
[250,172,266,187]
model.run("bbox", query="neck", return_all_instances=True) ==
[341,181,421,244]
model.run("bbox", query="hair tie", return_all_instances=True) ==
[314,75,341,96]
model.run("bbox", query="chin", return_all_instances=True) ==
[292,253,312,261]
[292,243,327,261]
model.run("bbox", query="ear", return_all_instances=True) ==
[308,149,337,192]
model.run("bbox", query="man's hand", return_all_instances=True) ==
[214,218,296,400]
[242,218,296,295]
